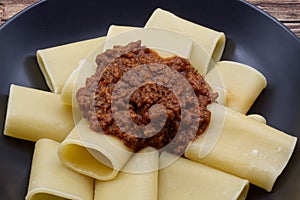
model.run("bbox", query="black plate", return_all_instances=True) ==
[0,0,299,199]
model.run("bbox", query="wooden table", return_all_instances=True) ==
[0,0,299,38]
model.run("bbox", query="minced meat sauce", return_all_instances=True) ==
[77,40,215,155]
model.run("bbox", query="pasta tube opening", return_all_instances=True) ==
[58,143,114,178]
[212,33,226,62]
[58,119,133,180]
[36,51,54,92]
[28,192,71,200]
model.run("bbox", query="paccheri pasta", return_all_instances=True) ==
[2,8,297,200]
[25,139,94,200]
[37,37,106,94]
[58,119,133,180]
[205,61,267,114]
[4,84,74,142]
[145,8,226,64]
[185,103,297,191]
[94,147,159,200]
[159,152,249,200]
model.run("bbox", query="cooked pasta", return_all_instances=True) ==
[26,139,94,200]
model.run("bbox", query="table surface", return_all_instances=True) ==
[0,0,300,38]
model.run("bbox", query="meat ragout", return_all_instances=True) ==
[76,40,214,155]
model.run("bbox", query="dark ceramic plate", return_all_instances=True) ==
[0,0,299,199]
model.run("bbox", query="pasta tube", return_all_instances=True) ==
[145,8,226,65]
[185,103,297,191]
[205,61,267,113]
[25,139,94,200]
[37,36,105,93]
[94,148,158,200]
[58,119,133,180]
[159,152,249,200]
[4,84,74,142]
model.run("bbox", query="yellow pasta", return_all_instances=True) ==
[58,119,133,181]
[94,148,158,200]
[185,103,297,191]
[159,152,249,200]
[4,84,74,142]
[26,139,94,200]
[37,36,105,93]
[205,61,267,113]
[145,8,226,65]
